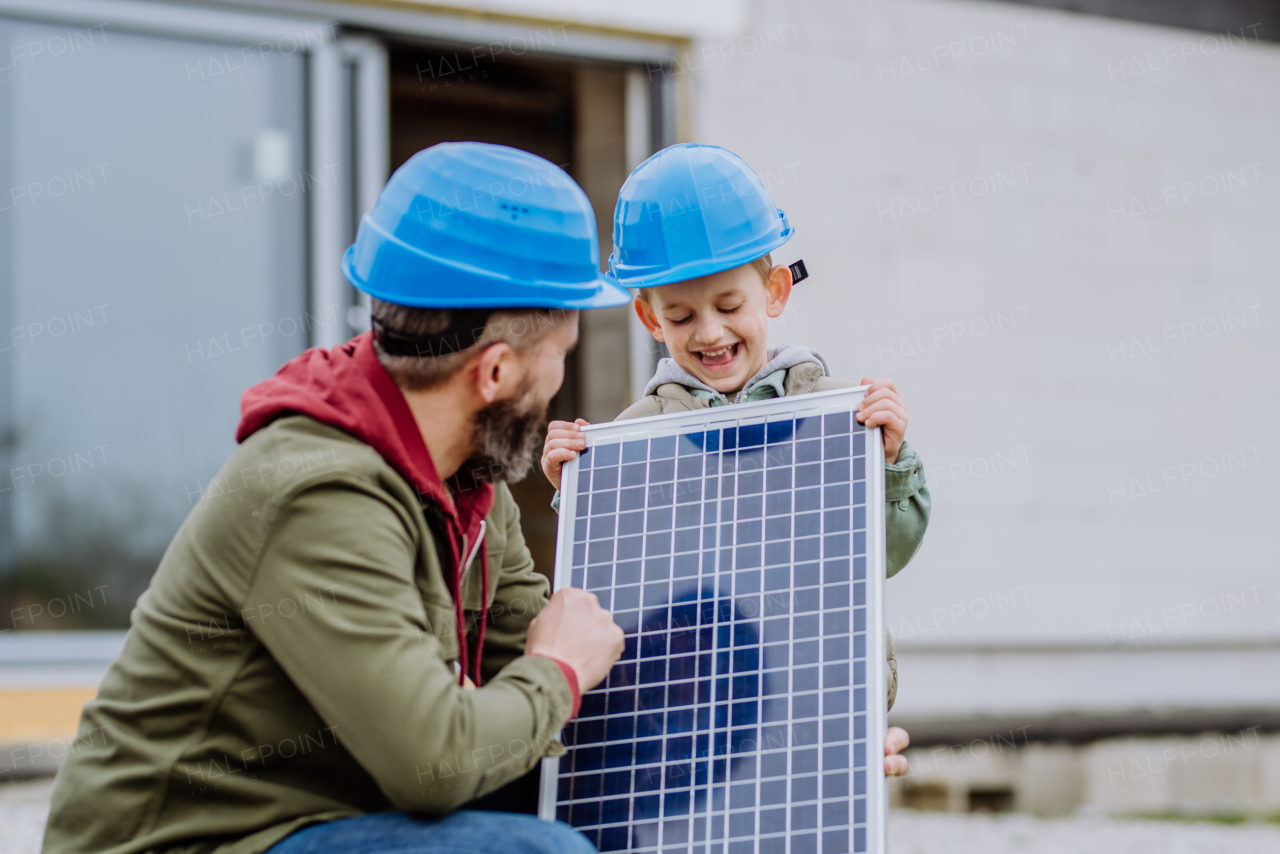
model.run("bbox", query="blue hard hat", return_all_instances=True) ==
[608,143,794,288]
[343,142,631,309]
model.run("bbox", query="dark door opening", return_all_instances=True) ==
[387,40,635,581]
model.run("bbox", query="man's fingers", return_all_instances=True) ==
[884,755,910,777]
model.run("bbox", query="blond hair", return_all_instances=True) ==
[635,253,773,304]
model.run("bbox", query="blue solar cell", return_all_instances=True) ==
[544,392,883,852]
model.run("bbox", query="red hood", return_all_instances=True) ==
[237,332,493,528]
[235,331,582,716]
[236,332,494,684]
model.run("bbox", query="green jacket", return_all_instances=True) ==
[42,416,574,854]
[617,361,931,579]
[616,361,932,709]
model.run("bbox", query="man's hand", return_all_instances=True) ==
[885,726,910,776]
[526,587,624,692]
[857,378,907,464]
[541,419,589,491]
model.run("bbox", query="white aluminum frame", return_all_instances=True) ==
[339,35,389,336]
[539,387,888,853]
[0,0,380,352]
[210,0,678,65]
[0,0,332,44]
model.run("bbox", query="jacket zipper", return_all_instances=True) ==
[458,520,487,596]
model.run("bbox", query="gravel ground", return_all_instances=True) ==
[0,778,53,854]
[4,777,1279,853]
[888,809,1280,854]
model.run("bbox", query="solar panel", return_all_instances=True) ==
[538,387,887,854]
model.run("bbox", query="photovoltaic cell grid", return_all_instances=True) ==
[540,390,886,854]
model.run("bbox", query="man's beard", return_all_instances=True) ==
[453,385,548,488]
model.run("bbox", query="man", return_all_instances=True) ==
[42,142,629,854]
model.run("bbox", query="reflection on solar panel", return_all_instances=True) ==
[538,388,886,854]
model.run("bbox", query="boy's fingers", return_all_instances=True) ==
[859,398,906,418]
[885,726,911,754]
[574,418,591,426]
[885,754,910,776]
[860,377,897,393]
[856,401,907,426]
[545,429,588,443]
[860,413,906,433]
[858,388,903,409]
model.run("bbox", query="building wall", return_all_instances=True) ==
[682,0,1280,722]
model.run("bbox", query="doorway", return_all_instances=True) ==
[387,39,645,580]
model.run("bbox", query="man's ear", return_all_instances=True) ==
[633,296,666,343]
[765,265,793,319]
[472,342,518,404]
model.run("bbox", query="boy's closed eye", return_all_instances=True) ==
[664,303,743,325]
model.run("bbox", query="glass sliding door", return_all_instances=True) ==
[0,16,311,626]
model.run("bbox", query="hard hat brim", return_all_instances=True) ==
[609,226,794,289]
[343,227,633,310]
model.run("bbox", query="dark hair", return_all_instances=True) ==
[371,299,570,391]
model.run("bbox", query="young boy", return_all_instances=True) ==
[541,144,927,772]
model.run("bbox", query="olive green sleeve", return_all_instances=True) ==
[885,440,930,578]
[480,489,552,683]
[244,479,572,815]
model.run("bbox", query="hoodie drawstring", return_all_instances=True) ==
[473,549,489,688]
[455,520,488,688]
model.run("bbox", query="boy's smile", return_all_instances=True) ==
[634,261,792,395]
[693,342,741,371]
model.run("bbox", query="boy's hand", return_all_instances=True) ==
[857,378,907,464]
[541,418,590,491]
[885,726,910,776]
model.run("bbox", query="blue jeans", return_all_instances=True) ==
[267,811,596,854]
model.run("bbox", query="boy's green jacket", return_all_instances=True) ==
[614,348,933,711]
[42,336,576,854]
[618,350,931,580]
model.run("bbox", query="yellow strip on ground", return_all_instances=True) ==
[0,688,96,742]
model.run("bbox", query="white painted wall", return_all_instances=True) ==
[681,0,1280,715]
